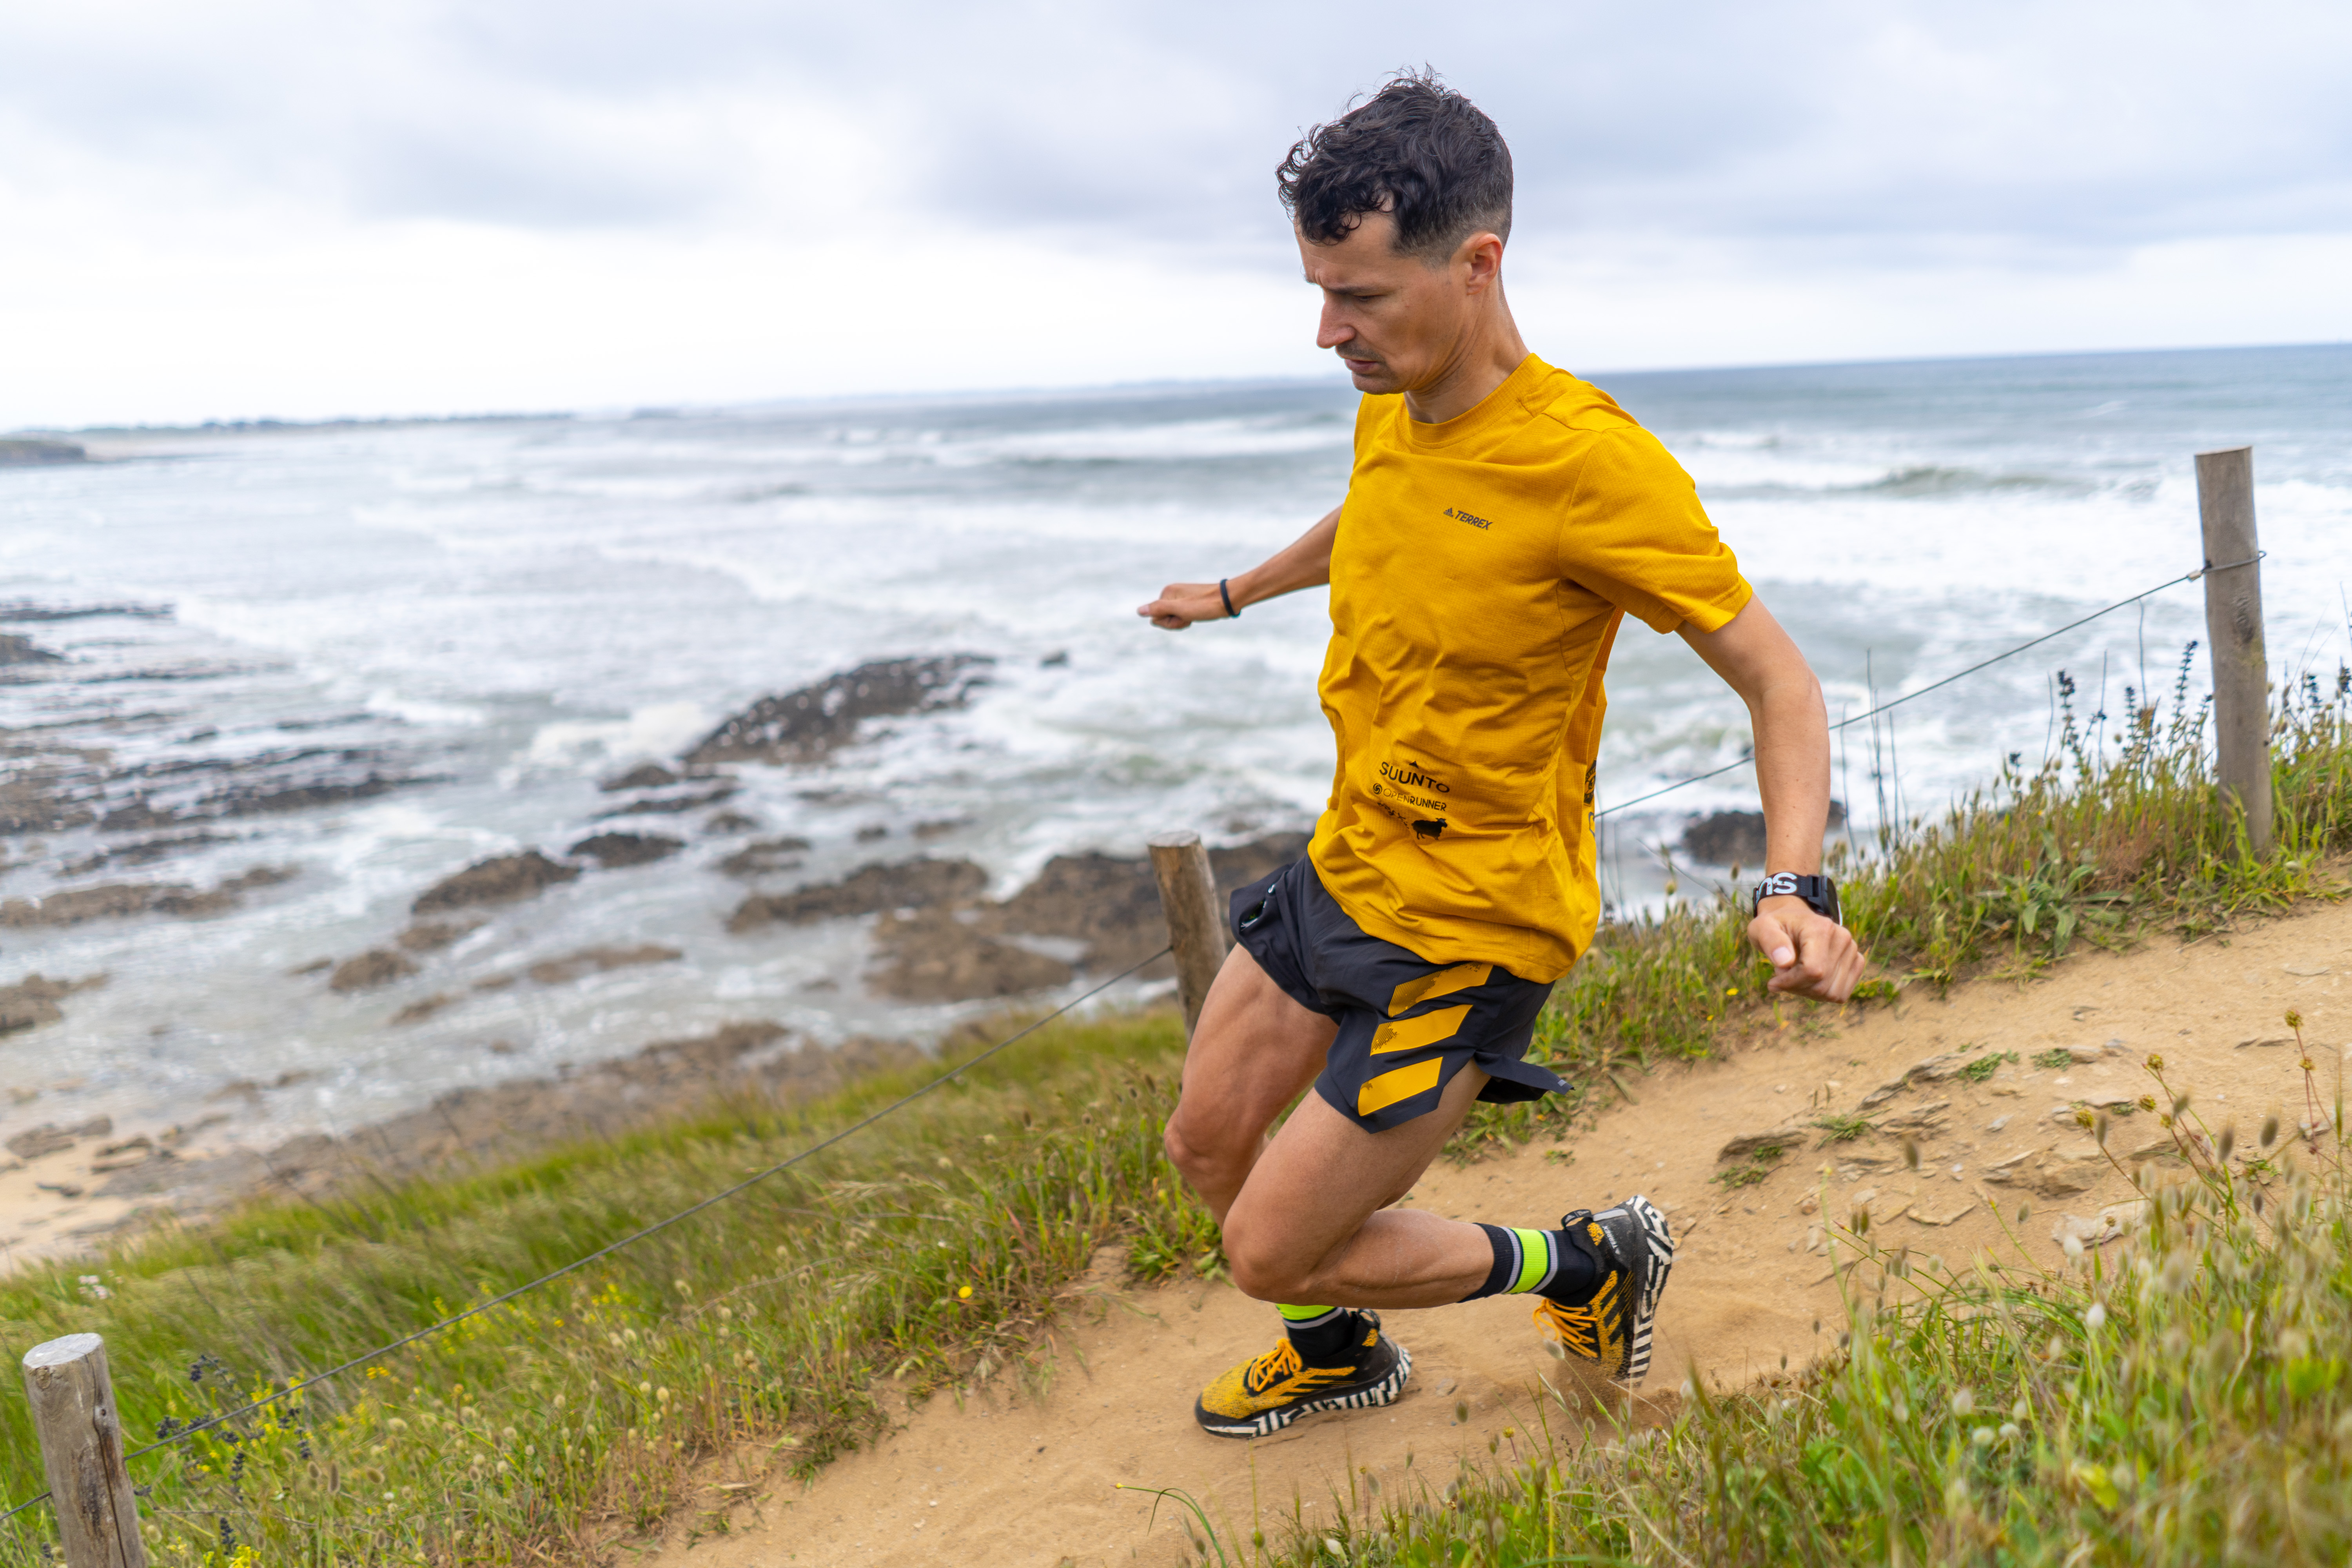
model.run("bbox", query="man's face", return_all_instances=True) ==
[1298,209,1495,396]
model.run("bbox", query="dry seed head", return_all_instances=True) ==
[2263,1115,2281,1148]
[2094,1112,2111,1146]
[2286,1009,2303,1031]
[2218,1125,2236,1161]
[1902,1136,1921,1171]
[2145,1051,2163,1072]
[2137,1095,2157,1113]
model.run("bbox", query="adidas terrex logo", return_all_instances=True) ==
[1443,506,1494,530]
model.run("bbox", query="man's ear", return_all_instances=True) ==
[1457,231,1504,293]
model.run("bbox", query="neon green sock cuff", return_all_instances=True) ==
[1277,1303,1338,1323]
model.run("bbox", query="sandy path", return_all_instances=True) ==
[633,902,2347,1563]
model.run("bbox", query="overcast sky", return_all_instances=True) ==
[5,0,2348,426]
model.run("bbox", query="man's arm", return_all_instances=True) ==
[1139,504,1341,630]
[1677,595,1867,1002]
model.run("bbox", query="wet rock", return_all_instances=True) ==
[600,761,680,792]
[0,439,87,466]
[1679,802,1846,867]
[567,831,684,868]
[993,833,1307,971]
[397,918,483,953]
[0,601,170,621]
[287,958,333,976]
[727,857,989,932]
[913,818,972,840]
[390,994,456,1026]
[7,1116,111,1159]
[868,910,1073,1002]
[330,949,420,992]
[2,882,170,926]
[684,655,994,767]
[60,832,236,875]
[856,824,889,842]
[413,850,581,914]
[595,785,736,818]
[0,633,64,666]
[718,837,811,878]
[524,944,683,984]
[0,973,105,1035]
[704,810,759,834]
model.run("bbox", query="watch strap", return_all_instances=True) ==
[1753,872,1840,924]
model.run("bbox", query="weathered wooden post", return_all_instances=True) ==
[2196,446,2272,855]
[1147,831,1229,1038]
[21,1334,146,1567]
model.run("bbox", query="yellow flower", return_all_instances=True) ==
[957,1286,974,1301]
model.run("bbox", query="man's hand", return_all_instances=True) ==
[1139,583,1230,630]
[1748,895,1866,1002]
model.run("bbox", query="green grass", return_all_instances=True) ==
[1961,1051,2022,1084]
[0,1011,1212,1564]
[1231,1031,2352,1568]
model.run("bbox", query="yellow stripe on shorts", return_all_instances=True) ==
[1385,962,1491,1017]
[1357,1057,1442,1117]
[1368,1003,1472,1056]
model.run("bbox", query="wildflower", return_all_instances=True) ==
[1951,1389,1975,1416]
[2062,1234,2084,1261]
[2085,1303,2107,1331]
[957,1285,974,1300]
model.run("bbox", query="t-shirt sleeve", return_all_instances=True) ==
[1558,426,1752,634]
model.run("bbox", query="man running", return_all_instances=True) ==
[1136,73,1867,1440]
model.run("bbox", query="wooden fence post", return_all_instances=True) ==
[21,1334,146,1568]
[1148,831,1229,1038]
[2196,446,2272,855]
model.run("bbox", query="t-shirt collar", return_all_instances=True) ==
[1397,353,1550,450]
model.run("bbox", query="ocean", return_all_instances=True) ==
[3,342,2348,1145]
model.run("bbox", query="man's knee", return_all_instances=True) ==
[1163,1105,1249,1185]
[1221,1214,1311,1303]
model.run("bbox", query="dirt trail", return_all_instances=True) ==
[645,901,2352,1567]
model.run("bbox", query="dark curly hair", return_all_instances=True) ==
[1277,71,1513,262]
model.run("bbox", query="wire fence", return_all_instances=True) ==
[1593,558,2257,822]
[0,943,1175,1528]
[0,556,2269,1538]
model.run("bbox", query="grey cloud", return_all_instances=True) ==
[5,0,2348,254]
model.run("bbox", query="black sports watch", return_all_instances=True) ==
[1752,872,1840,924]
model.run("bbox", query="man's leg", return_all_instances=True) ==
[1161,943,1337,1226]
[1219,1064,1495,1307]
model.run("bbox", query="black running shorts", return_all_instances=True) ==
[1229,858,1566,1134]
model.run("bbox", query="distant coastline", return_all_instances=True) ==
[0,438,87,466]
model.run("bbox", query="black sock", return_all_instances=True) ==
[1279,1305,1363,1364]
[1456,1221,1606,1306]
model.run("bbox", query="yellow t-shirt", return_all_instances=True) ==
[1306,353,1752,983]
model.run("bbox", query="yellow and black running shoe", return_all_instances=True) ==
[1532,1194,1675,1383]
[1192,1310,1412,1439]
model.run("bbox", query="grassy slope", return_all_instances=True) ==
[2,671,2346,1565]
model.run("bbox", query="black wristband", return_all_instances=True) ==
[1219,579,1239,619]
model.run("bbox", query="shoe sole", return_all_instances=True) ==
[1617,1193,1675,1385]
[1193,1344,1412,1440]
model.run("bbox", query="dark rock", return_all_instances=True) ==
[1679,803,1845,868]
[288,958,333,977]
[718,837,811,878]
[600,762,680,792]
[330,949,419,992]
[869,909,1073,1002]
[1,882,169,927]
[0,973,104,1035]
[0,601,170,621]
[413,850,581,914]
[60,832,235,875]
[523,944,683,984]
[913,818,972,840]
[0,439,87,466]
[567,831,684,868]
[0,633,63,666]
[685,655,993,767]
[704,810,759,834]
[856,824,889,842]
[992,832,1308,971]
[397,918,483,953]
[594,785,736,818]
[390,994,456,1026]
[7,1115,112,1159]
[726,857,989,932]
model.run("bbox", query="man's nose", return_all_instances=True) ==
[1316,300,1354,351]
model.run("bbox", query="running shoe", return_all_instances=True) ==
[1532,1194,1674,1383]
[1192,1310,1412,1439]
